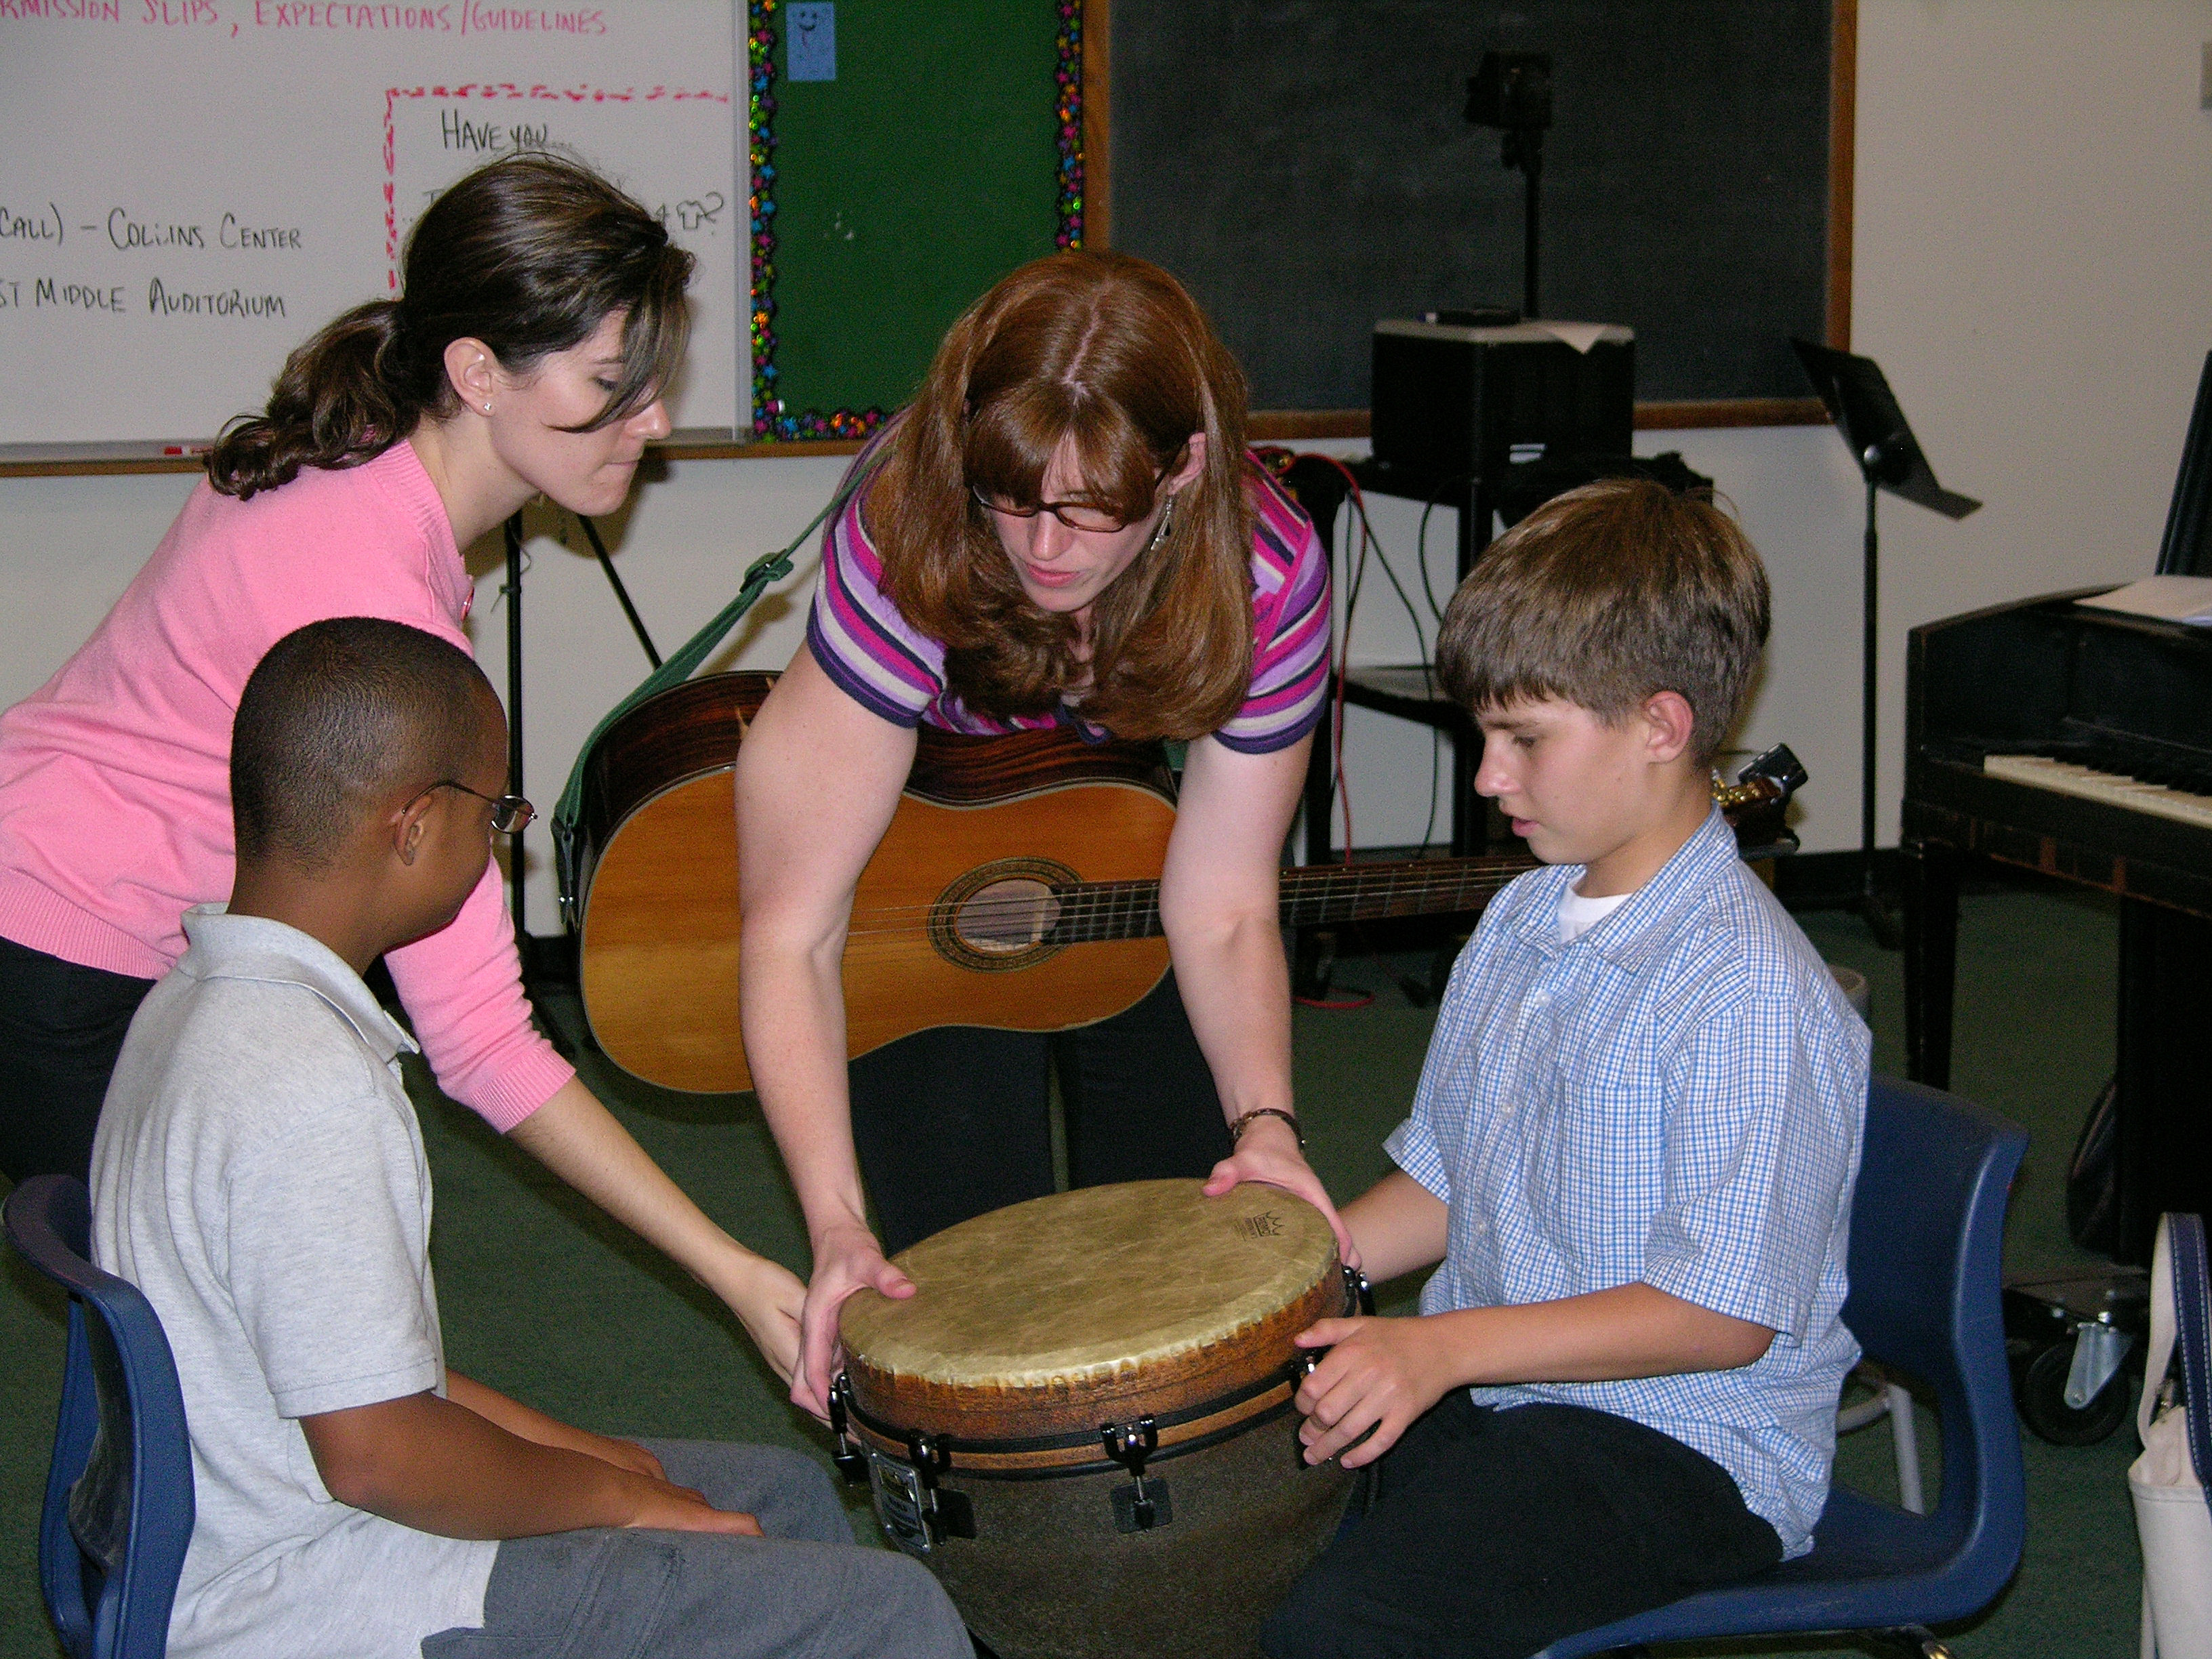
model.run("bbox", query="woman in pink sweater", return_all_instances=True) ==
[0,155,804,1380]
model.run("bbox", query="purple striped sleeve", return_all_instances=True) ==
[1214,471,1332,755]
[804,470,949,729]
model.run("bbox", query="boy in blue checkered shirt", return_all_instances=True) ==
[1263,479,1869,1659]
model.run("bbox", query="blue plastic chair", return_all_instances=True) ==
[1540,1077,2029,1659]
[5,1174,194,1659]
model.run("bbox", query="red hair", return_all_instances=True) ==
[869,251,1255,739]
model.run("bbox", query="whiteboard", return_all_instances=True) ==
[0,1,740,453]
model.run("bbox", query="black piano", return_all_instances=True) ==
[1905,350,2212,1267]
[1902,593,2212,1265]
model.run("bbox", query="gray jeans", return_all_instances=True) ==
[420,1439,971,1659]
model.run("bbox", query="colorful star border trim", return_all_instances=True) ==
[747,0,1084,443]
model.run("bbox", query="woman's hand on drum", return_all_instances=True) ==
[794,1220,917,1420]
[1288,1315,1452,1469]
[724,1254,808,1391]
[1202,1114,1361,1270]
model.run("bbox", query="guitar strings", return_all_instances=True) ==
[839,867,1531,930]
[837,865,1531,928]
[827,854,1540,924]
[838,863,1531,939]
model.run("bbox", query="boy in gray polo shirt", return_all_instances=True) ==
[91,618,969,1659]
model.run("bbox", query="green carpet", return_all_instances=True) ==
[0,876,2150,1656]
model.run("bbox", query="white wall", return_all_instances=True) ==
[1315,427,1868,856]
[1848,0,2212,846]
[3,0,2210,930]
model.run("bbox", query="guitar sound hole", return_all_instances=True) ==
[952,878,1062,954]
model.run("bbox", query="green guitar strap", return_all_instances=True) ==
[550,449,884,929]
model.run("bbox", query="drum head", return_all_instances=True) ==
[840,1179,1343,1439]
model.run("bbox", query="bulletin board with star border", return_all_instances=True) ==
[744,0,1084,443]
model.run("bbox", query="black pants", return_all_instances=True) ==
[847,969,1233,1254]
[0,935,157,1185]
[1263,1395,1784,1659]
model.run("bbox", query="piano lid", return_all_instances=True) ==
[2157,349,2212,578]
[1909,588,2212,769]
[1908,587,2212,917]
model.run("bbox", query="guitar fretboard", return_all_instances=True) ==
[1038,855,1534,946]
[1044,880,1164,945]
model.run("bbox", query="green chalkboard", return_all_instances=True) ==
[752,0,1072,439]
[1108,0,1841,411]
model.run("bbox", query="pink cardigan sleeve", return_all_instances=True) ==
[386,862,574,1132]
[0,445,575,1132]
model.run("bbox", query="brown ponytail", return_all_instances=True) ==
[208,152,693,499]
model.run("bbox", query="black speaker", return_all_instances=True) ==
[1369,321,1635,499]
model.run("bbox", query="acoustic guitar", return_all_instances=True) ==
[568,672,1802,1094]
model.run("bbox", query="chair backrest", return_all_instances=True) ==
[1842,1078,2028,1597]
[4,1174,194,1659]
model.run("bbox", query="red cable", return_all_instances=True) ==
[1294,989,1377,1011]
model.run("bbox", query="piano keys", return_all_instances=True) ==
[1982,754,2212,834]
[1903,587,2212,1265]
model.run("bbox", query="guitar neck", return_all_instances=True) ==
[1047,854,1535,945]
[1278,854,1535,928]
[1041,764,1803,948]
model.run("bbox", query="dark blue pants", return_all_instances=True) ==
[1264,1395,1783,1659]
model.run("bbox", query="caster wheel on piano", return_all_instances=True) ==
[2013,1340,2133,1446]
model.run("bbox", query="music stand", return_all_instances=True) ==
[1792,339,1981,946]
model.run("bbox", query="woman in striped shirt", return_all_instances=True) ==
[735,253,1346,1414]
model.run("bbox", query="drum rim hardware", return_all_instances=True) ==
[1101,1416,1168,1532]
[832,1265,1370,1481]
[836,1352,1307,1479]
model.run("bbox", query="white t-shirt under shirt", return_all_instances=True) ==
[1557,882,1633,942]
[89,907,494,1659]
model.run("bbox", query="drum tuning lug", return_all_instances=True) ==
[899,1431,975,1546]
[908,1430,954,1479]
[1101,1416,1160,1469]
[1101,1418,1169,1532]
[826,1374,867,1486]
[1343,1264,1375,1316]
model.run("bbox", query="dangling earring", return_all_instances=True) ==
[1145,495,1176,554]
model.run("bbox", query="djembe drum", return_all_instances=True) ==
[832,1179,1360,1659]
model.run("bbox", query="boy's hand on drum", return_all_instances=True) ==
[795,1221,916,1420]
[1202,1115,1361,1269]
[1289,1315,1450,1469]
